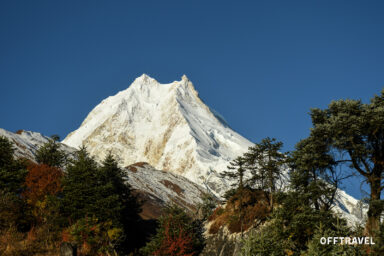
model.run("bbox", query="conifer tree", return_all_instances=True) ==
[62,149,142,253]
[244,137,285,209]
[221,156,247,191]
[0,136,27,194]
[308,89,384,235]
[289,135,341,212]
[220,156,248,235]
[97,154,125,225]
[241,191,353,256]
[98,153,142,252]
[35,138,66,168]
[0,136,14,168]
[0,136,29,232]
[61,147,100,222]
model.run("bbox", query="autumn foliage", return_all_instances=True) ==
[23,163,63,204]
[153,218,194,256]
[61,217,123,256]
[0,138,145,255]
[208,188,271,234]
[141,206,204,256]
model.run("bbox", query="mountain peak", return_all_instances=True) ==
[135,73,157,84]
[181,74,189,82]
[62,74,253,196]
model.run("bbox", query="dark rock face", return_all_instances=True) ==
[60,242,77,256]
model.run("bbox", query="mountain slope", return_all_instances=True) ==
[125,162,207,219]
[0,128,75,161]
[61,74,366,225]
[63,74,253,196]
[0,128,207,219]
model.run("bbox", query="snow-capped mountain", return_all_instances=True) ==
[60,74,366,225]
[63,74,253,196]
[0,128,75,161]
[0,128,208,218]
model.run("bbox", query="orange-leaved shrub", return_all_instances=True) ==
[140,206,205,256]
[153,218,194,256]
[208,188,271,234]
[23,163,63,205]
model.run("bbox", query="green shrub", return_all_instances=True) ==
[62,217,122,256]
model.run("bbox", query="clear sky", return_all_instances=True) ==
[1,0,383,198]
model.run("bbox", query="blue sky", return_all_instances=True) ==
[1,0,383,198]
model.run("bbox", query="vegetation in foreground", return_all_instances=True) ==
[0,89,384,255]
[208,89,384,255]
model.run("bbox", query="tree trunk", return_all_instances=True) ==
[366,176,382,236]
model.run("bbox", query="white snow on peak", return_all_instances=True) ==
[61,74,366,225]
[63,75,253,196]
[134,73,158,84]
[181,74,189,81]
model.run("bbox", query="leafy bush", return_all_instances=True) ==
[208,188,270,234]
[62,217,122,256]
[0,190,31,231]
[241,224,295,256]
[23,163,63,205]
[0,225,62,256]
[241,191,367,255]
[141,205,204,256]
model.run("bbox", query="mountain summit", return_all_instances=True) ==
[0,74,364,224]
[62,74,253,195]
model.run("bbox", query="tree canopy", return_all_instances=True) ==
[0,136,27,194]
[308,89,384,235]
[35,139,67,168]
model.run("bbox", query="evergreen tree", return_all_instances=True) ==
[308,89,384,235]
[62,149,142,253]
[0,136,29,232]
[221,156,248,191]
[0,136,27,194]
[241,191,354,255]
[220,156,248,235]
[288,135,341,211]
[50,134,60,142]
[61,147,101,222]
[0,136,14,168]
[97,154,126,225]
[98,153,142,252]
[196,192,217,220]
[244,137,286,209]
[35,139,66,168]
